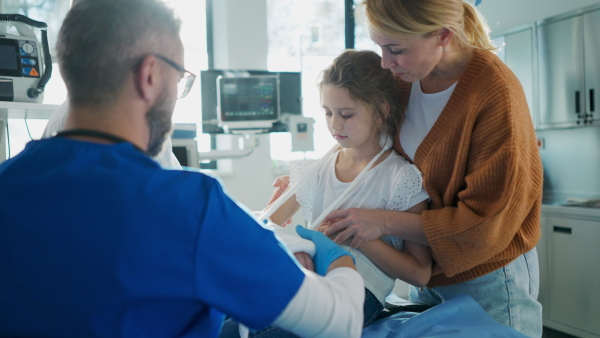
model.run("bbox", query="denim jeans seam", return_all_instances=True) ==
[524,250,536,296]
[364,302,384,327]
[363,289,384,327]
[502,265,514,328]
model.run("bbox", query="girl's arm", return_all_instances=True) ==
[268,192,301,226]
[265,195,314,270]
[322,202,428,247]
[356,200,432,287]
[358,238,432,287]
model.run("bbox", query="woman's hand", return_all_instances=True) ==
[294,252,314,271]
[320,208,387,248]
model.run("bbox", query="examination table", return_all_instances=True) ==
[362,294,528,337]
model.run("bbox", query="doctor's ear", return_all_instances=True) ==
[132,55,162,102]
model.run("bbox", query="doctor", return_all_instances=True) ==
[0,0,364,337]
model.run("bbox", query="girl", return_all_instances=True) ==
[266,49,432,331]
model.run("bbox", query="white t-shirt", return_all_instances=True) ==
[400,81,457,160]
[291,150,429,304]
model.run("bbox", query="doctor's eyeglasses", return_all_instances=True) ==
[154,54,196,99]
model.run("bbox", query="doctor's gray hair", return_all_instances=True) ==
[56,0,181,107]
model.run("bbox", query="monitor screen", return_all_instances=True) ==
[200,70,302,134]
[0,38,22,77]
[217,75,279,131]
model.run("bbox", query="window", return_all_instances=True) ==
[266,0,346,165]
[163,0,210,155]
[353,0,380,53]
[2,0,71,55]
[165,0,207,124]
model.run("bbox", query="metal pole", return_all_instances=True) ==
[345,0,355,49]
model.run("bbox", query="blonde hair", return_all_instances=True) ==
[318,49,402,144]
[360,0,497,51]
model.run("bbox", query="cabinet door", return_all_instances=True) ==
[538,16,584,128]
[546,217,600,335]
[583,10,600,125]
[504,28,535,126]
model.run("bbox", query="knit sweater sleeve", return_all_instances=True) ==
[419,53,543,279]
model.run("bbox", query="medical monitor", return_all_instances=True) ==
[216,75,279,132]
[200,70,302,134]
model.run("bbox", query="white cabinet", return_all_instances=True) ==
[537,14,583,128]
[537,8,600,128]
[539,210,600,337]
[496,5,600,130]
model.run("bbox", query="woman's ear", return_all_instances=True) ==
[439,28,453,48]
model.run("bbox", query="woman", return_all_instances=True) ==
[276,0,544,336]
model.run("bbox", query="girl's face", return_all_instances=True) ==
[370,30,443,83]
[321,85,381,152]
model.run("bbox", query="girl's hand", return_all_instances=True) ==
[268,176,291,204]
[317,218,352,246]
[294,252,314,271]
[267,176,292,226]
[321,208,386,248]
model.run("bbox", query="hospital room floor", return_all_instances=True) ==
[542,327,577,338]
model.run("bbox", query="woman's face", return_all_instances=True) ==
[370,30,443,83]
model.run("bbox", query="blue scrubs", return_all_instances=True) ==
[0,138,304,337]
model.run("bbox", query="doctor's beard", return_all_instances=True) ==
[146,90,174,157]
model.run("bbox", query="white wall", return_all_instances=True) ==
[212,0,268,70]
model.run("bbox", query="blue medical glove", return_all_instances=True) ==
[295,225,355,276]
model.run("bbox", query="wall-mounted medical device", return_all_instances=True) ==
[216,75,280,132]
[0,14,52,103]
[282,113,315,152]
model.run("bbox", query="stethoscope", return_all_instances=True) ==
[54,129,146,154]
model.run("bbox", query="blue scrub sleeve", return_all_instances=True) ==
[193,179,305,329]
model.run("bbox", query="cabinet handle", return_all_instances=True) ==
[553,226,572,234]
[575,91,581,113]
[590,89,595,112]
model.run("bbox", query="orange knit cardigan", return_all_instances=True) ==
[393,49,543,287]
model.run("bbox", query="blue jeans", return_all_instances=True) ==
[409,248,542,338]
[218,288,383,337]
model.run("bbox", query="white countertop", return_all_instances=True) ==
[542,203,600,219]
[0,101,58,119]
